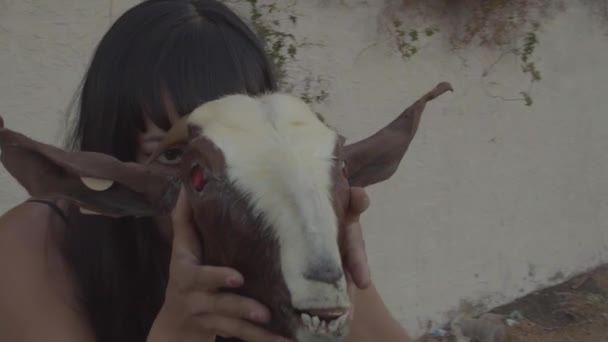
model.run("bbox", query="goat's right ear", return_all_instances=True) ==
[343,82,453,187]
[0,119,180,217]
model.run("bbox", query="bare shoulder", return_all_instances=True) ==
[0,202,95,341]
[0,201,65,245]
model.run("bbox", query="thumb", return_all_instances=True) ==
[170,186,202,263]
[343,187,371,289]
[347,187,370,217]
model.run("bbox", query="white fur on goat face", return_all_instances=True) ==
[188,94,350,311]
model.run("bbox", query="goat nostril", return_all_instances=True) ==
[303,262,343,285]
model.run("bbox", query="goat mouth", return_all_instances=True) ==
[293,308,350,336]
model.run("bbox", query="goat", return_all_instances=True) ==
[0,82,452,341]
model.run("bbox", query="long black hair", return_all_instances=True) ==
[62,1,277,341]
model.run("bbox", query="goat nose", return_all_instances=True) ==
[303,258,344,284]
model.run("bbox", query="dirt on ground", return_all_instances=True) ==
[417,265,608,342]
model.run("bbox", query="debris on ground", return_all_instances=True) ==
[430,328,449,337]
[416,264,608,342]
[451,313,509,342]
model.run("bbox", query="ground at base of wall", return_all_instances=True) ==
[417,264,608,342]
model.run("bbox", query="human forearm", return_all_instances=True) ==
[347,284,412,342]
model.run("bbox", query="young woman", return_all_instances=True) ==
[0,1,412,341]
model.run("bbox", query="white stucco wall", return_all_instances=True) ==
[1,0,607,338]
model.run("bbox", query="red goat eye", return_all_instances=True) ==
[190,165,206,192]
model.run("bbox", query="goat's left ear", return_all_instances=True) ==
[343,82,453,187]
[0,120,180,217]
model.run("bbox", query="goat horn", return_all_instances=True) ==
[145,113,192,165]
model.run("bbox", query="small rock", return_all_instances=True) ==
[452,313,509,342]
[430,328,449,337]
[509,310,525,320]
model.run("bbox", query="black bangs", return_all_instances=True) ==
[69,0,276,161]
[153,17,272,127]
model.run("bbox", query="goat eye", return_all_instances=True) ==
[157,148,183,165]
[190,165,206,192]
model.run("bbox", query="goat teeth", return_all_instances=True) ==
[312,316,320,330]
[328,317,340,332]
[301,313,312,328]
[336,314,348,330]
[300,312,351,335]
[320,320,327,333]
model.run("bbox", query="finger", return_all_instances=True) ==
[189,292,271,323]
[187,265,244,291]
[343,187,371,288]
[344,272,357,321]
[194,314,293,342]
[347,187,370,217]
[343,220,371,289]
[170,186,202,263]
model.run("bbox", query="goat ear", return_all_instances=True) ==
[343,82,453,187]
[0,119,180,217]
